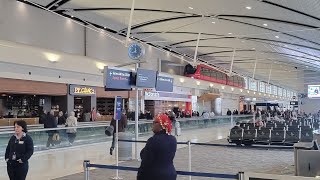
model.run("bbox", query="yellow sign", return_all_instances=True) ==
[74,87,95,95]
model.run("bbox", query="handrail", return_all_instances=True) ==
[0,124,109,135]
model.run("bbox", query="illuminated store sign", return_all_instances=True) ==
[69,85,96,96]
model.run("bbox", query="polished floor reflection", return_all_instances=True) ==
[0,124,231,180]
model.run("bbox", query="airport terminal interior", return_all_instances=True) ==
[2,0,320,180]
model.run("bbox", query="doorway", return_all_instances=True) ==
[74,96,91,121]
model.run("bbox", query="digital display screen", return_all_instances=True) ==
[156,75,174,92]
[104,67,133,90]
[136,69,157,88]
[308,85,320,98]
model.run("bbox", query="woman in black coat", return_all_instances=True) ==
[137,114,177,180]
[5,120,34,180]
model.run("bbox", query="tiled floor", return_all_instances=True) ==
[56,139,294,180]
[0,124,231,180]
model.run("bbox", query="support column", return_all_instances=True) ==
[91,96,97,111]
[67,94,74,114]
[193,32,201,64]
[229,48,236,76]
[125,0,136,46]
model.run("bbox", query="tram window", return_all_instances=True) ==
[217,72,222,80]
[211,71,217,79]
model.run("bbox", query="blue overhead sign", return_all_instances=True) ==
[104,67,133,91]
[156,75,174,92]
[136,68,157,88]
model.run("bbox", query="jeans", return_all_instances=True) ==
[68,133,76,144]
[46,133,54,147]
[111,133,115,150]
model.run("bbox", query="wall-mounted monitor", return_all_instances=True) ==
[308,85,320,98]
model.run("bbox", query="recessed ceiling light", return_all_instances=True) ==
[275,35,279,38]
[212,21,216,24]
[188,7,193,10]
[241,40,245,43]
[263,23,268,26]
[228,33,233,35]
[246,6,252,10]
[71,15,74,18]
[104,27,106,29]
[252,48,255,50]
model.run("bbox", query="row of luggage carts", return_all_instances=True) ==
[228,118,319,146]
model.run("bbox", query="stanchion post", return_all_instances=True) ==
[188,141,192,180]
[83,160,90,180]
[116,119,120,178]
[238,172,245,180]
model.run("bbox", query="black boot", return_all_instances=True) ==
[110,147,114,155]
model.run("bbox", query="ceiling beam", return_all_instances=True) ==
[49,0,71,10]
[45,0,60,9]
[59,8,198,16]
[261,0,320,22]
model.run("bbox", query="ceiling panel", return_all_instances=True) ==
[25,0,320,91]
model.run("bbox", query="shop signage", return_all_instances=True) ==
[145,91,160,98]
[104,66,133,90]
[290,101,298,105]
[144,91,191,102]
[69,85,96,96]
[136,68,158,88]
[156,75,174,92]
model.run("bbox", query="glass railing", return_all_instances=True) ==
[0,115,253,156]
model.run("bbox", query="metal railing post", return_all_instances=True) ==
[231,114,234,128]
[83,160,90,180]
[238,172,245,180]
[188,141,192,180]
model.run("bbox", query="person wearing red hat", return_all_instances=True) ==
[137,114,177,180]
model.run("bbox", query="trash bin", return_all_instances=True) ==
[294,142,314,176]
[118,132,133,161]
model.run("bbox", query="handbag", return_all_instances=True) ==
[52,133,60,141]
[105,126,114,136]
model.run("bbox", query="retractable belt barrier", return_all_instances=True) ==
[118,139,294,150]
[83,161,239,179]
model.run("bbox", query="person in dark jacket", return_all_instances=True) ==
[137,114,177,180]
[44,110,58,147]
[110,111,128,155]
[57,111,66,125]
[5,120,34,180]
[39,110,47,124]
[227,109,232,116]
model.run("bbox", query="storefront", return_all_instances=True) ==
[0,78,67,122]
[96,88,129,116]
[144,90,192,116]
[67,84,96,121]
